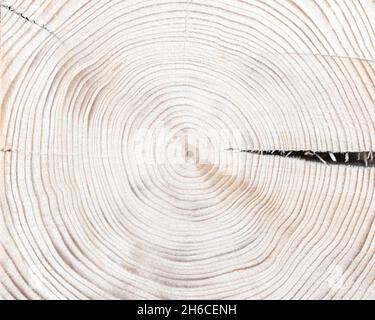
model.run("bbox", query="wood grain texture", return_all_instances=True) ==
[1,0,375,300]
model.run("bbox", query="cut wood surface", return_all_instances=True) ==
[1,0,375,299]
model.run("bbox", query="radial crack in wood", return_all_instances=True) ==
[231,149,375,167]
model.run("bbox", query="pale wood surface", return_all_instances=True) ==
[1,0,375,299]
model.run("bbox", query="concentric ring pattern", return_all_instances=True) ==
[1,0,375,299]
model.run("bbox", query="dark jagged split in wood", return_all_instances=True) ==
[227,149,375,167]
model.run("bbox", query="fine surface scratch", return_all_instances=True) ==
[1,4,63,42]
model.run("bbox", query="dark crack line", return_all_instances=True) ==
[227,149,375,167]
[1,4,63,43]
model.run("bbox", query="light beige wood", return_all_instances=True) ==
[1,0,375,300]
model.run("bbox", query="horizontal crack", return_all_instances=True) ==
[227,149,375,167]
